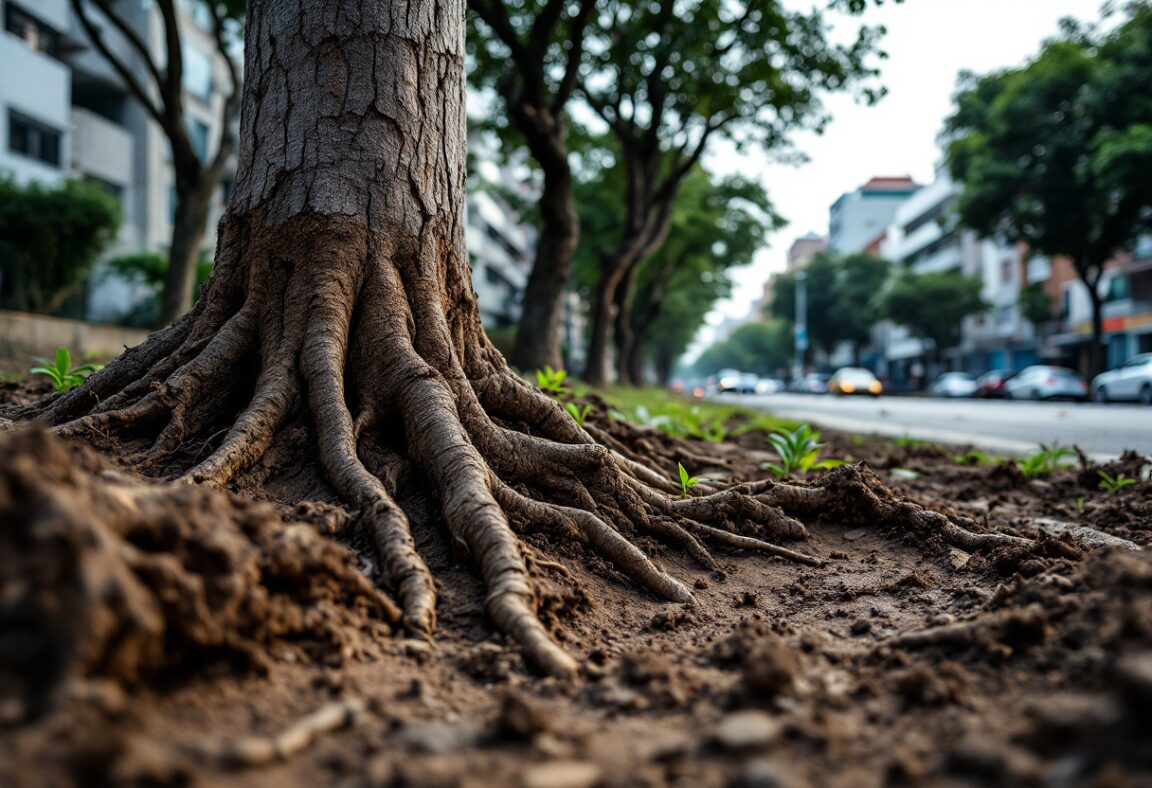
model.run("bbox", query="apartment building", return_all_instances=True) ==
[0,0,236,321]
[878,169,1029,385]
[828,176,919,255]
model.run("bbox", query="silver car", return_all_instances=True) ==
[1092,353,1152,404]
[929,372,978,398]
[1005,365,1088,401]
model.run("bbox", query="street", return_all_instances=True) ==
[714,392,1152,458]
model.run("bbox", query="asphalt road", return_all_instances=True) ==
[713,392,1152,459]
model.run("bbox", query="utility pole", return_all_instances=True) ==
[793,270,808,381]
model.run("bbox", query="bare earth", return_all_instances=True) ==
[2,382,1150,787]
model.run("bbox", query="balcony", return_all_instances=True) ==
[70,107,132,186]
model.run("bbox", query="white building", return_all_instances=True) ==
[0,0,236,321]
[878,168,1032,385]
[828,176,919,255]
[466,190,532,330]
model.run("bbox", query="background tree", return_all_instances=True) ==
[769,253,841,356]
[1018,281,1054,329]
[882,270,986,367]
[0,178,120,314]
[467,0,596,372]
[579,0,887,385]
[692,321,792,377]
[946,4,1152,379]
[834,253,891,365]
[103,251,215,327]
[69,0,244,327]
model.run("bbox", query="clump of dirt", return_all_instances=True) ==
[0,429,399,722]
[714,618,799,702]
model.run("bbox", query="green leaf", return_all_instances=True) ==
[55,347,71,377]
[678,462,690,488]
[811,459,849,470]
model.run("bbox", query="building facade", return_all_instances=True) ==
[1,0,236,321]
[828,176,919,255]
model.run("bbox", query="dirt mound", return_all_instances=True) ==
[0,430,400,722]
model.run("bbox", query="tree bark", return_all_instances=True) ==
[612,265,641,386]
[1085,266,1106,383]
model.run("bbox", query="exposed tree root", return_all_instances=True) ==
[3,209,1033,679]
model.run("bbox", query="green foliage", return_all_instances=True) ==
[534,365,569,395]
[1018,282,1053,327]
[1097,470,1137,494]
[889,434,929,448]
[564,402,592,427]
[763,424,846,478]
[951,450,1005,467]
[104,251,214,327]
[881,270,987,360]
[770,250,891,356]
[1018,442,1077,477]
[692,321,793,378]
[29,347,103,393]
[599,387,793,443]
[0,178,121,314]
[678,462,701,498]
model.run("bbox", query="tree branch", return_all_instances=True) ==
[552,0,595,112]
[71,0,166,130]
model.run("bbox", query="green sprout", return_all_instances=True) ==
[565,402,592,427]
[762,423,847,478]
[678,462,701,498]
[30,347,103,393]
[1097,470,1137,495]
[535,365,569,395]
[1018,442,1077,477]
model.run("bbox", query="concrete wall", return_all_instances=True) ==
[0,310,148,358]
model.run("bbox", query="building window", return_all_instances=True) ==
[182,42,215,102]
[185,117,210,160]
[1001,258,1013,284]
[4,3,61,58]
[1106,275,1130,303]
[8,109,62,166]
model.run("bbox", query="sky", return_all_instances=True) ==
[687,0,1109,359]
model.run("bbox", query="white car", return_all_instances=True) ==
[1092,353,1152,404]
[929,372,978,398]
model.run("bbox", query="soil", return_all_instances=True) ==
[2,381,1151,787]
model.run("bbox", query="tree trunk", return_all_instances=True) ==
[1087,280,1106,383]
[8,0,1011,683]
[508,138,578,373]
[612,266,640,386]
[583,263,625,385]
[157,181,211,327]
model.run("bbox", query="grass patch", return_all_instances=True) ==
[590,386,796,442]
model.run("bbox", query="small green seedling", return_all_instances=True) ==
[678,462,701,498]
[763,423,847,478]
[535,365,569,395]
[1097,470,1137,495]
[1018,442,1077,477]
[1076,496,1084,513]
[30,347,102,393]
[565,402,592,427]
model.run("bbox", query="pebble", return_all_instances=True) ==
[849,619,872,636]
[843,528,866,541]
[522,760,603,788]
[397,722,482,754]
[713,710,782,751]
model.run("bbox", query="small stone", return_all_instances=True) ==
[843,528,866,541]
[1115,651,1152,712]
[947,548,971,570]
[522,760,602,788]
[397,722,482,754]
[850,619,872,636]
[713,710,782,751]
[402,639,433,662]
[740,757,803,788]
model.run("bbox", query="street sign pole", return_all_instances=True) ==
[794,270,808,381]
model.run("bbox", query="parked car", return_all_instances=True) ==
[827,367,883,397]
[754,377,785,395]
[973,369,1017,398]
[1004,365,1088,401]
[716,368,743,393]
[791,373,831,394]
[736,373,761,393]
[1092,353,1152,404]
[929,372,978,398]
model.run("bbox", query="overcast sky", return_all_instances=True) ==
[688,0,1108,359]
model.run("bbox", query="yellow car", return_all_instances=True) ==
[827,367,883,397]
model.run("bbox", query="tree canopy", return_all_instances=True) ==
[882,269,986,361]
[946,3,1152,376]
